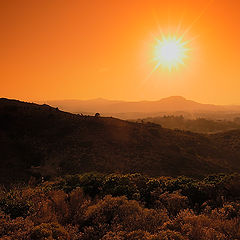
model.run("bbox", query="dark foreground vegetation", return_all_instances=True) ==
[1,172,240,239]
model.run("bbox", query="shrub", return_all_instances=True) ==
[30,222,70,240]
[151,190,189,216]
[0,189,32,219]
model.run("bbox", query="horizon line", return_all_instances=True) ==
[2,95,240,106]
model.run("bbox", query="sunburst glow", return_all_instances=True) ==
[153,35,189,71]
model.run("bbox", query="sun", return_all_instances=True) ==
[153,35,189,71]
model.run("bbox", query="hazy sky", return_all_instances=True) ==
[1,0,240,104]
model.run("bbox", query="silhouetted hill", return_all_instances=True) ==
[39,96,240,119]
[1,98,240,184]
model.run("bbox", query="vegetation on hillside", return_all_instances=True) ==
[1,98,240,185]
[137,115,240,133]
[0,172,240,239]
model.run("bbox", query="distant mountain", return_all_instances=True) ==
[39,96,240,119]
[1,98,240,184]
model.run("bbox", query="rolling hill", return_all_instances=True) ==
[39,96,240,119]
[1,98,240,184]
[137,115,240,133]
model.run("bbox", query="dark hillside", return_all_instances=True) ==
[0,98,239,184]
[210,129,240,168]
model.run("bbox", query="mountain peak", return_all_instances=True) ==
[160,96,187,102]
[164,96,186,100]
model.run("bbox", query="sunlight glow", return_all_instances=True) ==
[153,35,189,71]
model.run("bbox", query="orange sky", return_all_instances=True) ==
[1,0,240,104]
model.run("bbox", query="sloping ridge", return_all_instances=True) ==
[0,98,240,184]
[42,96,234,114]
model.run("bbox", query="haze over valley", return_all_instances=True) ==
[40,96,240,120]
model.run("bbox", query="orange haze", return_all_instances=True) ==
[1,0,240,104]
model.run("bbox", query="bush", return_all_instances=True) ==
[0,189,32,219]
[30,222,70,240]
[1,173,240,239]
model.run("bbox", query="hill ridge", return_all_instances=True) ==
[37,96,240,118]
[0,98,240,184]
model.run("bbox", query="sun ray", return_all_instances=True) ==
[180,0,215,39]
[153,34,190,72]
[176,10,186,35]
[145,3,212,77]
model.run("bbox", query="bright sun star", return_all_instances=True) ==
[153,35,189,71]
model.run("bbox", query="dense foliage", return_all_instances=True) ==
[1,172,240,239]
